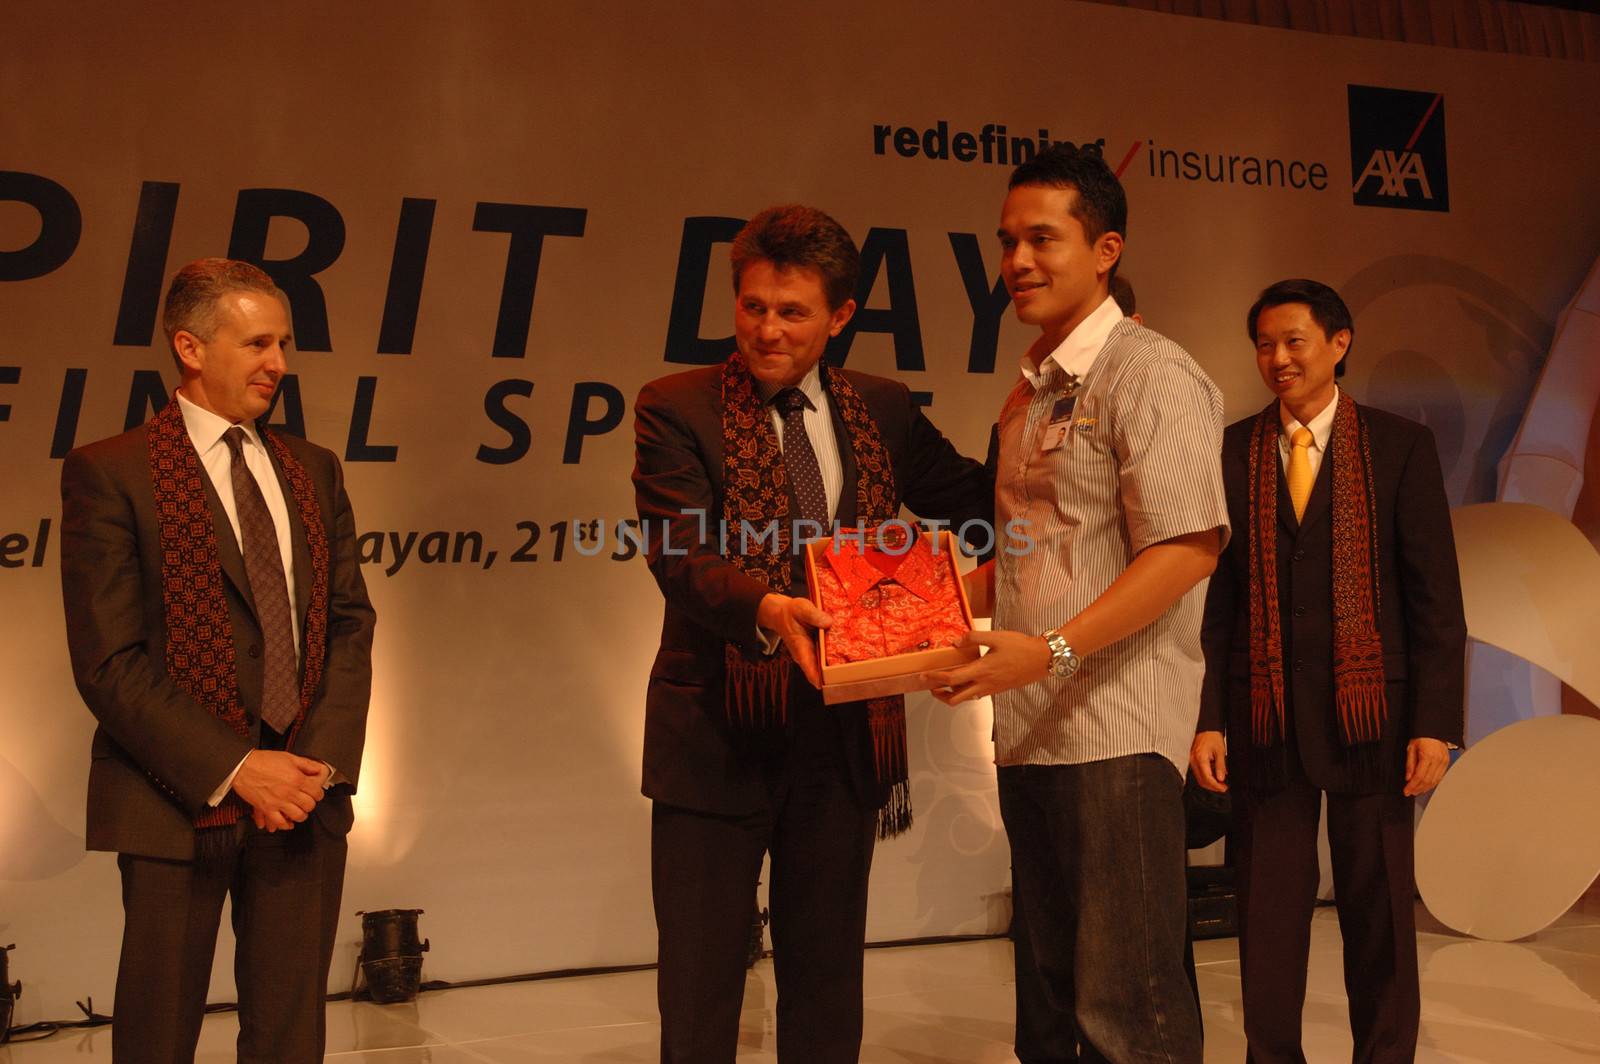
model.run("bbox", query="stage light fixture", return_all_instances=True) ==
[0,943,20,1044]
[355,909,429,1004]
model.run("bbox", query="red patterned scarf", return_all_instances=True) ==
[146,397,331,834]
[1246,393,1386,783]
[719,355,911,837]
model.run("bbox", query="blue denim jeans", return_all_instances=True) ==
[999,754,1202,1063]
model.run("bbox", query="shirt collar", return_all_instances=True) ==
[758,363,826,411]
[176,391,263,456]
[1020,295,1124,391]
[1277,387,1339,451]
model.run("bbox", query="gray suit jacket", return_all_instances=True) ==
[60,415,375,860]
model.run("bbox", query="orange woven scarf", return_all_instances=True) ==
[1246,393,1386,782]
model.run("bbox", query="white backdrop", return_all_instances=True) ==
[2,0,1597,1021]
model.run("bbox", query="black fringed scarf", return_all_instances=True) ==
[719,355,911,838]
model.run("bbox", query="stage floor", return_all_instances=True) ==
[3,895,1597,1062]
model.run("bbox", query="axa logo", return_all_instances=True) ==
[1347,85,1449,212]
[1356,149,1435,199]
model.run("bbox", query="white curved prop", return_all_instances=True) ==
[1467,253,1600,745]
[1497,253,1600,512]
[1416,715,1600,941]
[1451,502,1600,709]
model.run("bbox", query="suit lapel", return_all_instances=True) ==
[1276,460,1296,537]
[197,462,257,618]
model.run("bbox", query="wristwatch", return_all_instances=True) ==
[1042,630,1081,678]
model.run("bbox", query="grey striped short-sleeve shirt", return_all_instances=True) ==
[992,318,1230,778]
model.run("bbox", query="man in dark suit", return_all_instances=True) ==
[60,258,375,1063]
[632,205,990,1063]
[1190,279,1465,1063]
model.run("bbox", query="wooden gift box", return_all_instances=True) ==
[804,527,979,706]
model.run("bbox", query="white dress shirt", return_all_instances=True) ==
[177,393,306,805]
[759,363,844,524]
[1020,293,1125,389]
[1275,387,1340,480]
[753,364,845,651]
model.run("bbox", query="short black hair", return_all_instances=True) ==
[1008,144,1128,279]
[730,204,860,311]
[1246,278,1354,378]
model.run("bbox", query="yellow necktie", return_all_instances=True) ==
[1287,427,1314,520]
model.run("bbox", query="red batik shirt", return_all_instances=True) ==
[812,533,968,662]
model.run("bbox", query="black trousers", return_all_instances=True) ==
[651,703,877,1064]
[112,817,347,1064]
[1235,767,1418,1064]
[1012,871,1078,1063]
[1000,754,1202,1064]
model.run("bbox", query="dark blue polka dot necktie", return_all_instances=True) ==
[773,387,829,527]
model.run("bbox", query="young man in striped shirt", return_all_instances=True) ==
[932,145,1228,1063]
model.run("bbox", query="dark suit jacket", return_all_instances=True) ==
[1198,401,1465,794]
[60,418,376,861]
[632,364,991,815]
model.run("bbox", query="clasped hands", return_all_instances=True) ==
[231,750,331,831]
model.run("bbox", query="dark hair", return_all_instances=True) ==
[1110,274,1137,316]
[1246,278,1353,378]
[729,205,860,310]
[1008,144,1128,279]
[163,258,287,367]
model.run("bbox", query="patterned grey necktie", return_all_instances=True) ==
[773,387,829,527]
[222,428,299,733]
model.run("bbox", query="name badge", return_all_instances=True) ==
[1040,374,1081,452]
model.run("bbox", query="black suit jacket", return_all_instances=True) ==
[632,364,991,815]
[60,417,376,860]
[1198,401,1465,794]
